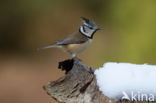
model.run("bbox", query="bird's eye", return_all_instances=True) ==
[87,25,93,29]
[89,27,93,29]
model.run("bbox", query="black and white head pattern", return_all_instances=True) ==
[79,17,100,39]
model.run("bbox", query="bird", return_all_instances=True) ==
[37,17,100,58]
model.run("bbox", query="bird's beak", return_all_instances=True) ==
[97,27,102,30]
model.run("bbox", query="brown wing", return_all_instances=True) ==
[55,31,88,45]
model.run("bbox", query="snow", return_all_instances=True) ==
[94,62,156,101]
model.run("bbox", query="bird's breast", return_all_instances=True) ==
[63,39,92,53]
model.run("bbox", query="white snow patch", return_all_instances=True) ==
[94,62,156,101]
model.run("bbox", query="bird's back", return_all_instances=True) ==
[55,31,89,45]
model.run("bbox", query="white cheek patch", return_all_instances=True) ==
[80,26,93,38]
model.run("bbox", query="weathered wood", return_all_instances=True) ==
[43,58,156,103]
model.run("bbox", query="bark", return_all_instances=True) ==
[43,58,155,103]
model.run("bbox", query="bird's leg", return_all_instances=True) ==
[68,52,78,60]
[62,49,82,62]
[71,54,76,58]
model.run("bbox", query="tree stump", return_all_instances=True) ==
[43,58,156,103]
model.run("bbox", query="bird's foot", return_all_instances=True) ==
[72,57,82,62]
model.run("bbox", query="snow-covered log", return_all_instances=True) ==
[43,58,156,103]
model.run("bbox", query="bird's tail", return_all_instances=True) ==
[37,44,57,51]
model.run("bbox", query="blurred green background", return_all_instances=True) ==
[1,0,156,103]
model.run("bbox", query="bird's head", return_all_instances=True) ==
[79,17,100,39]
